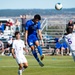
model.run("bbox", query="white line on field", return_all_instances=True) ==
[0,66,75,68]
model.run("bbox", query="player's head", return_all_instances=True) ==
[33,14,41,23]
[15,31,20,39]
[66,27,73,34]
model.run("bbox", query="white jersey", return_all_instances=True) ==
[64,33,75,52]
[12,39,25,57]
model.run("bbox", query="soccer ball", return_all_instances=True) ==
[55,3,62,10]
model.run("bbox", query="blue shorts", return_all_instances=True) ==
[27,35,38,47]
[61,42,68,49]
[55,42,61,49]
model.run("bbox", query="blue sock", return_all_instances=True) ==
[37,46,43,56]
[32,50,40,62]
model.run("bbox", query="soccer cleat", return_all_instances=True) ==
[40,54,45,61]
[39,61,44,67]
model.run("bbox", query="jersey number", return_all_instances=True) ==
[68,38,72,44]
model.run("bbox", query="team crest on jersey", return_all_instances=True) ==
[29,42,33,45]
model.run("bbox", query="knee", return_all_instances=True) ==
[24,63,28,68]
[24,65,28,69]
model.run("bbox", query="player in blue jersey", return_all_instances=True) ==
[25,14,45,67]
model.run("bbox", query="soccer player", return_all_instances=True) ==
[12,32,28,75]
[25,14,45,67]
[64,27,75,61]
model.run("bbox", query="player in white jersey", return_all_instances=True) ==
[64,27,75,61]
[12,32,28,75]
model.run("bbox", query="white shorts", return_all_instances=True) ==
[16,55,27,64]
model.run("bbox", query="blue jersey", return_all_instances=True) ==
[25,20,41,36]
[25,20,41,47]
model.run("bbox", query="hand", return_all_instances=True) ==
[40,40,44,46]
[42,42,44,46]
[20,15,22,18]
[25,49,28,53]
[23,48,28,53]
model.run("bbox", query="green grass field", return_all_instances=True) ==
[0,55,75,75]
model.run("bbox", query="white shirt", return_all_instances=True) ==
[12,39,25,57]
[64,32,75,52]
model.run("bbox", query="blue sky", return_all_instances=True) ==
[0,0,75,9]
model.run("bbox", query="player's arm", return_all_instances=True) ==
[38,29,44,46]
[23,41,28,53]
[25,30,28,45]
[23,47,28,53]
[12,41,16,59]
[12,48,16,59]
[24,22,29,45]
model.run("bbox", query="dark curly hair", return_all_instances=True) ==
[34,14,41,20]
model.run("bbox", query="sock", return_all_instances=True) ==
[1,52,4,55]
[37,46,42,56]
[56,51,58,55]
[67,52,69,54]
[32,50,40,62]
[61,51,63,56]
[18,70,22,75]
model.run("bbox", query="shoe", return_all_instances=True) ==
[40,54,45,61]
[39,61,44,67]
[1,53,5,56]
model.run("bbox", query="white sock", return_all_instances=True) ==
[1,52,4,55]
[56,52,58,55]
[18,70,22,75]
[61,51,63,56]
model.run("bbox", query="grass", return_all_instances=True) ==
[0,55,75,75]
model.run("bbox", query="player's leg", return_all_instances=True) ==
[18,63,23,75]
[72,52,75,62]
[27,39,40,62]
[56,48,60,55]
[66,47,69,55]
[16,57,23,75]
[22,56,28,71]
[27,38,44,67]
[22,63,28,71]
[30,46,40,62]
[30,46,44,67]
[35,41,45,61]
[61,47,64,56]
